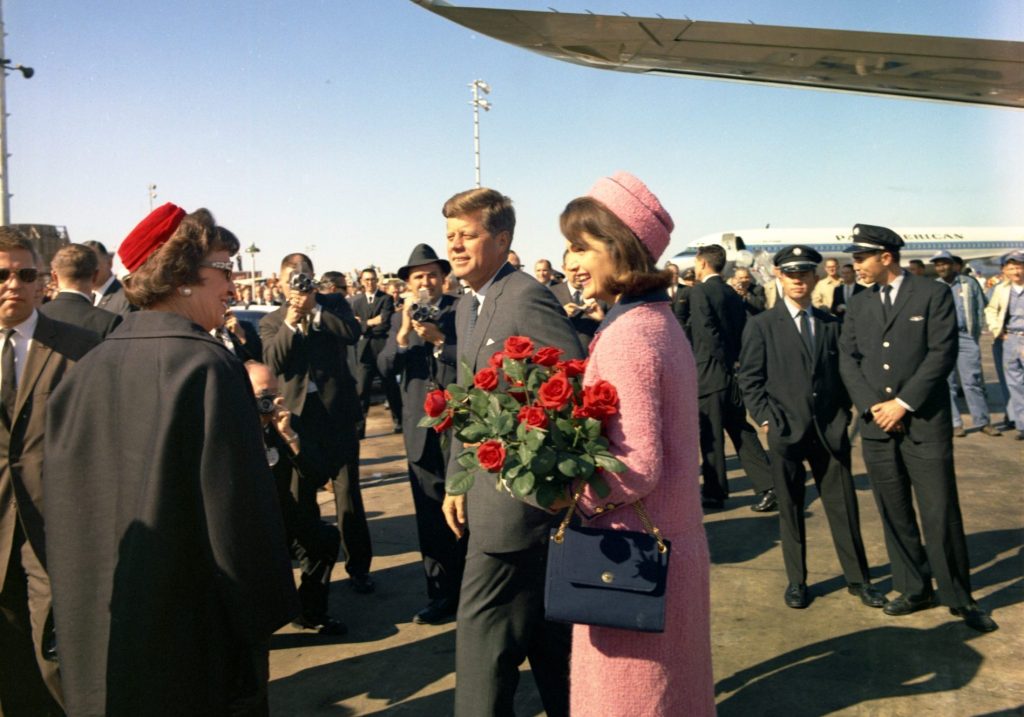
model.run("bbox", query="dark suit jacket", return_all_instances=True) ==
[739,284,766,315]
[448,263,584,553]
[838,272,958,442]
[830,282,865,317]
[1,314,100,589]
[350,290,394,363]
[39,291,122,338]
[96,277,136,316]
[378,294,459,471]
[549,282,606,351]
[260,294,362,425]
[688,275,748,397]
[738,302,851,459]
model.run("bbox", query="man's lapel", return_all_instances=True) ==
[884,276,914,332]
[462,264,514,372]
[13,317,57,424]
[773,301,812,371]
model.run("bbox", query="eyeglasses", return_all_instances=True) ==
[0,267,39,284]
[199,261,234,281]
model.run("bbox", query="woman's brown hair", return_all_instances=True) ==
[560,197,671,297]
[124,209,239,308]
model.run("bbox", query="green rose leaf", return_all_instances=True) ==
[530,445,557,476]
[447,383,468,401]
[458,422,490,443]
[556,418,575,434]
[417,415,440,428]
[511,471,536,498]
[460,360,475,385]
[493,412,515,436]
[524,427,546,451]
[577,453,596,478]
[504,359,526,384]
[526,369,545,392]
[517,443,535,467]
[557,454,579,477]
[446,470,475,495]
[587,472,611,498]
[585,418,602,440]
[456,451,478,470]
[536,483,560,509]
[594,454,627,473]
[470,391,490,416]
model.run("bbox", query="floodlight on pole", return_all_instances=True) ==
[148,184,158,211]
[469,79,492,188]
[245,242,261,281]
[0,3,35,226]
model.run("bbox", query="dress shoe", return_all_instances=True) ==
[393,422,403,434]
[883,592,935,616]
[701,497,724,510]
[980,424,1002,437]
[950,603,998,633]
[292,614,348,636]
[751,489,778,513]
[952,426,967,438]
[349,573,376,594]
[847,583,888,608]
[784,583,808,609]
[1016,430,1024,441]
[413,597,457,625]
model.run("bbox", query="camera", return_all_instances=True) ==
[408,288,439,323]
[289,272,316,294]
[255,394,277,415]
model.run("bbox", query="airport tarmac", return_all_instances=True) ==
[268,343,1022,716]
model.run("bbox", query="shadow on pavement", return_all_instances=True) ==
[706,516,780,564]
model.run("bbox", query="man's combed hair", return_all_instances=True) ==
[124,208,240,308]
[281,252,313,274]
[0,226,39,262]
[51,244,99,281]
[695,244,727,273]
[442,188,516,240]
[560,197,671,297]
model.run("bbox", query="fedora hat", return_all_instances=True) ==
[398,244,451,281]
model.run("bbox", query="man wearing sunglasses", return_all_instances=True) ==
[0,229,100,715]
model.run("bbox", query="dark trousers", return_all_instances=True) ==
[289,483,341,621]
[409,459,467,601]
[861,435,973,607]
[454,545,570,717]
[698,379,773,500]
[772,428,870,587]
[295,393,372,578]
[356,346,403,423]
[0,529,63,717]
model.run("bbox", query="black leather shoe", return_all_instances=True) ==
[350,574,376,594]
[847,583,888,608]
[413,597,457,625]
[393,422,403,434]
[784,583,808,609]
[950,603,998,633]
[883,592,935,616]
[292,615,348,636]
[751,489,778,513]
[701,497,724,510]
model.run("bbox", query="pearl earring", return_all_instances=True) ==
[180,287,192,296]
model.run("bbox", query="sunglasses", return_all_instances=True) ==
[0,267,39,284]
[199,261,234,281]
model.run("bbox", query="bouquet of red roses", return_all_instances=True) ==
[418,335,626,508]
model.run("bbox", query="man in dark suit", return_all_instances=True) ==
[550,249,606,351]
[441,188,583,717]
[39,243,122,338]
[838,224,996,633]
[829,262,865,319]
[0,230,100,715]
[378,244,466,625]
[216,309,262,363]
[260,253,376,594]
[738,246,886,611]
[730,266,766,316]
[351,268,402,435]
[83,240,136,316]
[689,243,775,511]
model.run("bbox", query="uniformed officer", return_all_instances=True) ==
[738,246,885,610]
[838,224,997,633]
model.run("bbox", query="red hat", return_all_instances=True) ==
[116,203,187,275]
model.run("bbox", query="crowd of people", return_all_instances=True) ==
[0,173,1020,715]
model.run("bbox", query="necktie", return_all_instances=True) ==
[798,310,814,355]
[465,294,480,338]
[1,328,17,423]
[881,285,893,322]
[572,290,582,305]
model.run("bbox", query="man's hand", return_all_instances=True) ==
[870,400,907,433]
[366,314,384,327]
[271,397,299,446]
[285,289,316,327]
[224,312,246,341]
[442,494,467,539]
[582,301,605,321]
[412,320,444,345]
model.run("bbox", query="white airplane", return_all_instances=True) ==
[670,226,1024,277]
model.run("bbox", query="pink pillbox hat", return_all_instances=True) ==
[587,171,674,262]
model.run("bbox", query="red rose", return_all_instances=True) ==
[476,440,507,472]
[558,358,587,378]
[433,412,453,433]
[424,389,448,418]
[532,346,563,367]
[572,404,595,420]
[583,380,619,420]
[473,367,499,391]
[517,405,549,430]
[488,351,505,370]
[503,336,535,360]
[537,372,574,410]
[509,387,529,404]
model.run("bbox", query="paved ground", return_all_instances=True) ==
[269,340,1022,716]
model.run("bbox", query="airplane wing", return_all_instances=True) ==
[412,1,1024,109]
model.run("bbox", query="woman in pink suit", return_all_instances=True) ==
[559,172,715,716]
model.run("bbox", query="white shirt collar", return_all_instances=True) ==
[8,309,39,341]
[701,272,720,283]
[95,274,116,296]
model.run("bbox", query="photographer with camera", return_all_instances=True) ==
[245,362,345,635]
[378,244,465,624]
[352,267,403,435]
[260,253,377,595]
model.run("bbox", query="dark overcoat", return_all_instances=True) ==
[39,291,122,338]
[350,290,394,364]
[688,275,747,396]
[43,311,298,716]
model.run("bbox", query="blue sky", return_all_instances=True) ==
[6,1,1022,277]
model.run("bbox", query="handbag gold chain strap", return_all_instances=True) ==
[552,484,668,554]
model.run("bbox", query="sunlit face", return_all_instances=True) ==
[933,259,955,282]
[446,210,509,291]
[840,265,856,284]
[1004,260,1023,285]
[534,260,553,284]
[824,259,839,279]
[186,249,236,332]
[386,282,403,300]
[565,233,616,304]
[852,251,888,285]
[280,261,313,294]
[780,269,817,303]
[406,263,444,303]
[360,271,378,294]
[562,254,583,290]
[0,249,40,328]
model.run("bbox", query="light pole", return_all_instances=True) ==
[245,242,260,281]
[0,3,34,226]
[469,80,491,188]
[148,184,157,211]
